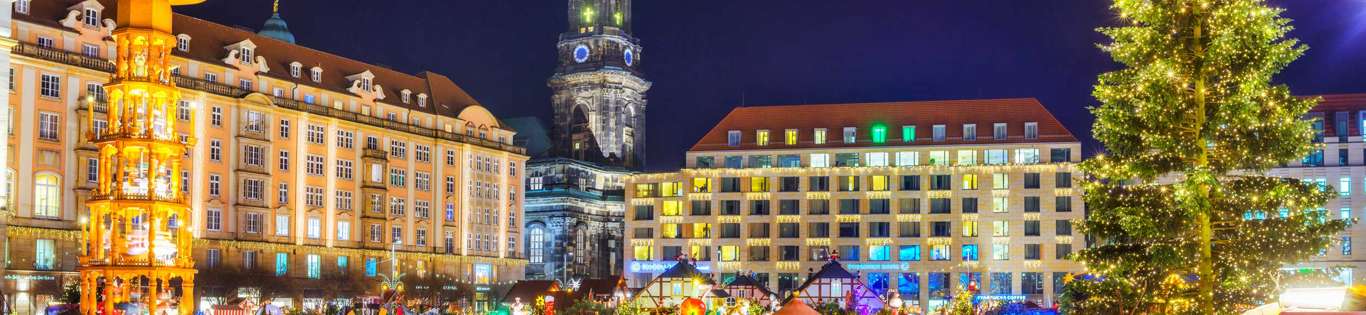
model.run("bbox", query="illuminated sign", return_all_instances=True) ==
[974,295,1026,302]
[627,261,712,273]
[4,274,57,281]
[844,262,910,271]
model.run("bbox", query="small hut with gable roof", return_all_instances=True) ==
[791,254,884,314]
[632,257,729,309]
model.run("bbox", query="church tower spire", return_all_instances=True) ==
[549,0,650,169]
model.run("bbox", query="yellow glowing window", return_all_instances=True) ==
[756,130,770,146]
[689,245,708,259]
[814,128,827,145]
[750,177,769,192]
[992,221,1010,237]
[692,223,711,238]
[785,129,798,145]
[842,176,859,191]
[662,224,680,239]
[691,177,712,193]
[662,200,683,216]
[661,182,682,197]
[962,221,979,237]
[957,150,977,166]
[993,197,1009,213]
[962,174,979,190]
[992,173,1009,190]
[635,183,657,198]
[870,175,889,191]
[719,245,740,261]
[634,245,652,260]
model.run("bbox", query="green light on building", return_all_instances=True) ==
[582,6,595,24]
[902,125,916,142]
[872,124,887,144]
[614,12,624,26]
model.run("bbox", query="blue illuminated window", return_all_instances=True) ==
[898,245,920,261]
[898,273,920,299]
[337,256,349,275]
[869,245,891,261]
[961,244,979,261]
[365,257,378,277]
[275,252,288,276]
[306,254,321,279]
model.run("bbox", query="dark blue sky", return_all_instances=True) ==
[178,1,1366,171]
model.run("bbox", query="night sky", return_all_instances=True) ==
[177,1,1366,171]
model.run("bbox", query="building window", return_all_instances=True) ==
[279,151,290,170]
[962,124,976,141]
[1024,122,1038,139]
[290,63,302,78]
[756,130,770,146]
[336,160,353,180]
[243,145,265,167]
[391,226,403,244]
[336,130,354,149]
[337,221,351,241]
[307,217,321,239]
[207,140,222,161]
[415,144,431,162]
[242,179,264,201]
[307,125,325,144]
[34,239,54,270]
[206,208,222,231]
[279,120,291,138]
[34,173,60,217]
[208,174,221,196]
[311,68,323,83]
[390,141,407,158]
[39,74,60,98]
[306,155,324,176]
[843,127,857,143]
[278,183,288,205]
[240,79,253,91]
[209,106,222,126]
[38,112,59,141]
[14,0,30,14]
[177,35,191,52]
[275,252,289,276]
[336,191,353,211]
[305,186,324,208]
[245,213,263,233]
[727,130,741,146]
[82,44,100,58]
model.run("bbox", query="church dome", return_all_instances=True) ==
[258,13,295,44]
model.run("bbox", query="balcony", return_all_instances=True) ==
[14,42,114,72]
[16,41,526,155]
[363,148,388,160]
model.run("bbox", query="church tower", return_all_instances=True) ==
[549,0,651,169]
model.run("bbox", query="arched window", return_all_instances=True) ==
[34,173,60,217]
[528,226,544,264]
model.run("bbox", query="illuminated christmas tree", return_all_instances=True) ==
[1063,0,1351,314]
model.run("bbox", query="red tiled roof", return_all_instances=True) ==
[689,98,1079,152]
[1307,93,1366,138]
[20,0,481,118]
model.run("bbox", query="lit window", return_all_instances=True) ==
[337,221,350,241]
[38,112,58,141]
[902,125,916,142]
[528,227,544,263]
[992,173,1009,190]
[993,197,1008,213]
[843,127,857,144]
[15,0,30,14]
[871,124,887,144]
[992,244,1009,260]
[814,128,827,144]
[962,244,979,261]
[727,130,741,146]
[993,220,1010,236]
[895,152,919,167]
[962,221,978,237]
[929,151,949,166]
[962,174,979,190]
[307,217,321,239]
[33,173,60,217]
[1014,149,1041,164]
[1024,122,1038,139]
[810,154,830,168]
[310,68,323,83]
[756,130,770,146]
[956,150,977,166]
[34,239,54,270]
[784,129,798,145]
[867,152,889,167]
[930,244,950,261]
[177,35,191,52]
[302,254,319,278]
[275,252,288,276]
[962,124,976,141]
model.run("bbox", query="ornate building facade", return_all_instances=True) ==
[522,158,627,280]
[548,0,650,170]
[625,99,1085,312]
[1,0,527,312]
[520,0,647,281]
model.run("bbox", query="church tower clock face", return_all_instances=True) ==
[574,45,591,63]
[624,48,635,66]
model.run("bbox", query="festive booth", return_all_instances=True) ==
[633,259,727,309]
[773,298,820,315]
[722,273,777,307]
[791,260,885,314]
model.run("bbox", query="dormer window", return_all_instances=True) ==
[310,67,322,83]
[359,78,372,91]
[15,0,30,15]
[401,90,412,104]
[175,34,191,52]
[239,47,253,63]
[82,8,99,27]
[417,94,428,107]
[289,62,301,78]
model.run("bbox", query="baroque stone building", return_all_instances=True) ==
[519,0,648,281]
[548,0,650,170]
[1,0,527,312]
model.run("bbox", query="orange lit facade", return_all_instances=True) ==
[3,0,527,312]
